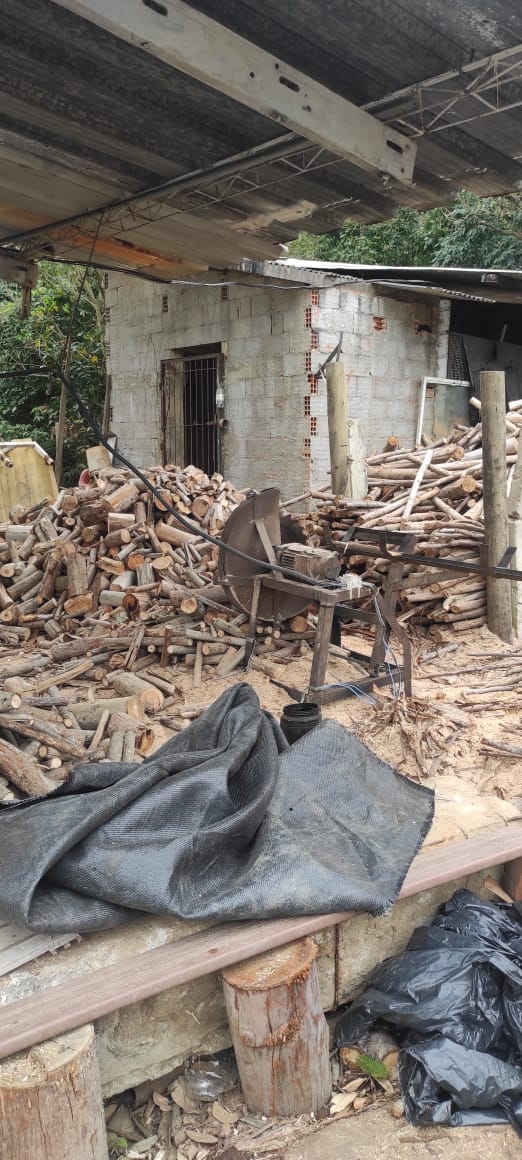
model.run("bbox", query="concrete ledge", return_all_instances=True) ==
[0,780,520,1094]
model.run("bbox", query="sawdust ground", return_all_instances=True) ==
[172,623,522,805]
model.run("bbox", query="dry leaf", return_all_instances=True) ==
[330,1091,356,1115]
[185,1129,219,1145]
[170,1079,200,1112]
[342,1077,366,1092]
[390,1099,405,1119]
[153,1091,172,1112]
[212,1100,240,1125]
[353,1096,367,1112]
[127,1137,159,1157]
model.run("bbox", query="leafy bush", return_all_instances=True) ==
[0,262,105,485]
[288,191,522,269]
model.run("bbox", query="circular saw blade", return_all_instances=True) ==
[218,488,310,621]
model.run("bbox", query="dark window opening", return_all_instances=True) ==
[161,346,223,474]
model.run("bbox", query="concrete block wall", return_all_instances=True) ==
[106,271,440,497]
[307,284,440,489]
[106,272,312,497]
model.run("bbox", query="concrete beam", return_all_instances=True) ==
[0,251,37,288]
[52,0,416,184]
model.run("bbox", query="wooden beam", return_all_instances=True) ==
[52,0,416,184]
[0,822,520,1060]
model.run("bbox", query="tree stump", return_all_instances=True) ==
[222,938,331,1117]
[0,1025,108,1160]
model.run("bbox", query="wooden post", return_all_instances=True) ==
[508,433,522,638]
[55,346,71,488]
[0,1025,108,1160]
[504,857,522,902]
[326,362,349,495]
[222,937,331,1117]
[480,370,512,643]
[54,380,67,488]
[346,417,367,500]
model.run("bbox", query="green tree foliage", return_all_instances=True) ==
[288,191,522,269]
[0,262,105,485]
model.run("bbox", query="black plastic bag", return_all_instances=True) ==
[399,1036,522,1130]
[335,889,522,1131]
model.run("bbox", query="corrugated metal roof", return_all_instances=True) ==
[1,0,522,279]
[240,259,522,304]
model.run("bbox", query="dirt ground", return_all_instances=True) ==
[105,1070,522,1160]
[285,1107,520,1160]
[172,621,522,805]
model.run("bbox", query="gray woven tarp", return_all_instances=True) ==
[0,684,434,934]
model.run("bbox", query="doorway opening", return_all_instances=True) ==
[161,345,223,473]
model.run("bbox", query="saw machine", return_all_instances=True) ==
[218,488,411,703]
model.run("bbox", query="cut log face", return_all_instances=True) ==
[222,937,331,1117]
[0,1025,108,1160]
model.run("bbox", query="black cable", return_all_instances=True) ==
[0,365,330,588]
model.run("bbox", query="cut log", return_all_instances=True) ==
[37,547,64,604]
[0,737,52,797]
[107,731,124,762]
[66,698,135,729]
[179,595,202,616]
[103,529,131,549]
[215,644,246,676]
[155,520,197,547]
[107,512,135,532]
[63,593,93,617]
[102,481,139,512]
[439,473,478,500]
[222,938,331,1116]
[0,582,13,611]
[0,715,88,759]
[110,672,164,713]
[66,548,88,597]
[288,614,309,634]
[0,1025,108,1160]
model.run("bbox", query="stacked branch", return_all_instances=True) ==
[304,403,522,631]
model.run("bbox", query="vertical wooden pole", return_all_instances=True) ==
[55,344,71,488]
[54,381,67,487]
[508,433,522,639]
[326,362,349,495]
[222,937,332,1117]
[480,370,512,643]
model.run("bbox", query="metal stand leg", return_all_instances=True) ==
[243,576,261,669]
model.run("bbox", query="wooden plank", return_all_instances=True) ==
[0,927,76,977]
[0,823,520,1060]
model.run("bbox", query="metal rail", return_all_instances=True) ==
[342,528,522,583]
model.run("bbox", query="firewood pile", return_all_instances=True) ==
[0,403,520,802]
[0,464,314,800]
[304,399,522,632]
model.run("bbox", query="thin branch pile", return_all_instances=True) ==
[304,401,522,631]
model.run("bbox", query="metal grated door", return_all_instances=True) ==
[161,350,223,473]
